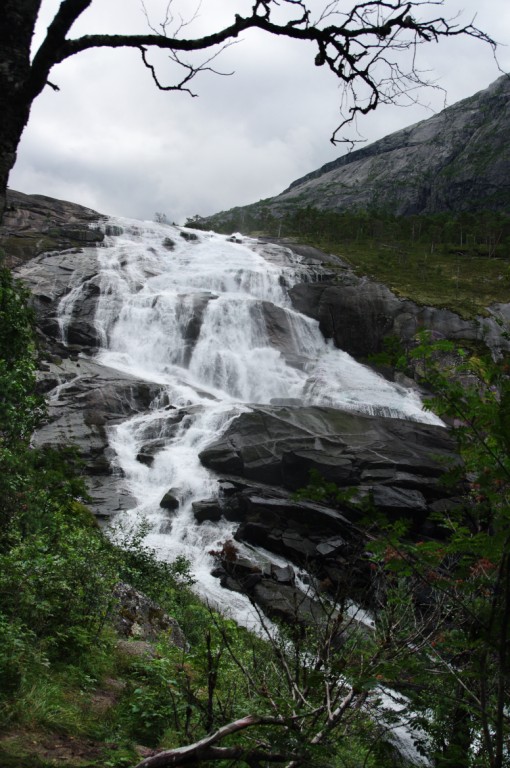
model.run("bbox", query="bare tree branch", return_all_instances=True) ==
[132,713,300,768]
[0,0,500,222]
[29,0,496,140]
[139,41,236,97]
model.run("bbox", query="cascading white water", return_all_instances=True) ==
[46,217,435,765]
[86,217,440,629]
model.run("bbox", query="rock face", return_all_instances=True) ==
[203,76,510,221]
[272,75,510,215]
[200,405,456,513]
[1,189,105,268]
[34,354,166,519]
[15,249,103,350]
[286,248,510,359]
[279,76,510,215]
[5,199,167,520]
[4,191,464,619]
[198,404,459,606]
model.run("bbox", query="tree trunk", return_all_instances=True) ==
[0,1,43,223]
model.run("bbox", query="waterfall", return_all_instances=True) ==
[87,217,439,627]
[46,216,437,765]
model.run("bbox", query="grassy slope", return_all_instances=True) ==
[194,206,510,319]
[305,236,510,319]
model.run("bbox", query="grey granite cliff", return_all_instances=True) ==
[202,75,510,222]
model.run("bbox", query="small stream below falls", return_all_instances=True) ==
[67,216,441,631]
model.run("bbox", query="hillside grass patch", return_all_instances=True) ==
[192,206,510,318]
[316,238,510,318]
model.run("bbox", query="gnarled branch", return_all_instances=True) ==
[28,0,496,142]
[133,714,297,768]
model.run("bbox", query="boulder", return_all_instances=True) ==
[162,237,175,250]
[221,487,370,602]
[258,301,295,356]
[160,491,180,511]
[112,582,186,648]
[192,498,223,522]
[212,548,332,626]
[180,230,198,241]
[251,580,327,626]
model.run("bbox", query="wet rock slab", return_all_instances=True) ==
[198,404,459,603]
[34,355,167,518]
[15,249,103,350]
[200,404,456,503]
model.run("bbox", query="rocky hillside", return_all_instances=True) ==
[0,189,105,267]
[199,75,510,224]
[1,191,465,617]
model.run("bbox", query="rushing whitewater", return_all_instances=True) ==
[64,217,439,625]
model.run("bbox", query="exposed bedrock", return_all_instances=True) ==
[34,355,169,519]
[198,405,460,603]
[14,248,103,350]
[1,189,105,268]
[199,405,455,498]
[11,240,172,519]
[287,247,510,360]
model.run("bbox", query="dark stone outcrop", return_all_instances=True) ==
[34,355,166,518]
[1,189,104,268]
[285,245,510,360]
[256,300,310,369]
[113,582,186,648]
[211,548,336,625]
[160,490,180,511]
[13,247,103,349]
[200,405,455,498]
[179,291,219,366]
[192,498,223,522]
[180,230,198,241]
[196,404,460,604]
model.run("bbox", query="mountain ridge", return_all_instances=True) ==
[198,75,510,222]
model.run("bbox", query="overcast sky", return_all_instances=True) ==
[9,0,510,224]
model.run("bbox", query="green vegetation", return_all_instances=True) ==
[375,337,510,767]
[297,335,510,767]
[190,206,510,317]
[0,264,203,766]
